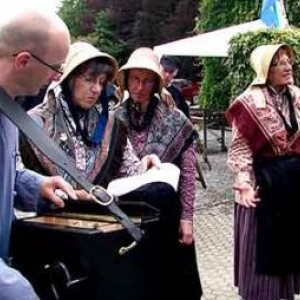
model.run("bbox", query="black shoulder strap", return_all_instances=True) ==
[0,88,142,244]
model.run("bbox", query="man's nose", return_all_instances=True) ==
[134,81,144,90]
[50,71,62,82]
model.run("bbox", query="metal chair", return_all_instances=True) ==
[189,106,212,189]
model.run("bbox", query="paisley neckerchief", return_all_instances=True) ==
[116,97,194,162]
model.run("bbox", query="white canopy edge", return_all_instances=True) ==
[154,19,267,57]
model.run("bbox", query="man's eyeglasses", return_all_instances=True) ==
[12,52,63,74]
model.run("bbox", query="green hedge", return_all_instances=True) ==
[199,57,230,110]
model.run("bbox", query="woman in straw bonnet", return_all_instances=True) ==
[226,44,300,300]
[115,47,202,300]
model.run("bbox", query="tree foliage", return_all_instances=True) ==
[160,0,199,43]
[59,0,131,63]
[285,0,300,28]
[59,0,93,37]
[88,11,130,65]
[59,0,199,63]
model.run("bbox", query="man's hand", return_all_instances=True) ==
[74,189,93,200]
[39,176,77,208]
[141,154,161,171]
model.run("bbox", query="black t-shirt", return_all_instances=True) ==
[167,84,190,118]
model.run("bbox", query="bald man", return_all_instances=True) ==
[0,8,76,300]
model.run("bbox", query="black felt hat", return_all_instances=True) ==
[160,55,180,70]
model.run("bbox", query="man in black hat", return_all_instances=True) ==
[160,56,190,118]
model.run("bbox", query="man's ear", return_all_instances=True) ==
[173,69,179,77]
[13,52,31,69]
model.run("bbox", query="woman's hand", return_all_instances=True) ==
[233,181,260,208]
[179,220,194,245]
[141,154,161,171]
[39,176,77,208]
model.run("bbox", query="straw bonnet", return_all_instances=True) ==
[59,41,118,84]
[250,43,294,85]
[116,47,163,94]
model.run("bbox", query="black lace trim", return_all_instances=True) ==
[268,87,298,137]
[126,96,159,131]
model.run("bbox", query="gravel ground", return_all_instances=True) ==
[195,129,234,211]
[193,129,238,300]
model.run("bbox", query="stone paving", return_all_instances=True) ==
[193,128,238,300]
[195,201,238,300]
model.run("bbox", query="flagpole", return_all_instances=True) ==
[278,0,289,27]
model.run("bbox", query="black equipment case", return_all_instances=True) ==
[10,200,161,300]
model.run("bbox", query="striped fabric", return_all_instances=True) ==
[234,203,300,300]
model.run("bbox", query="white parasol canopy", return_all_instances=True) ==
[154,19,267,57]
